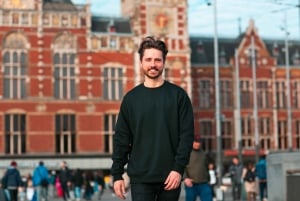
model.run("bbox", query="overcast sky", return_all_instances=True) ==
[72,0,300,40]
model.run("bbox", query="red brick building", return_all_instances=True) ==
[191,20,300,166]
[0,0,299,173]
[0,0,191,172]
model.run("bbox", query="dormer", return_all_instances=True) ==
[236,19,274,68]
[107,19,116,33]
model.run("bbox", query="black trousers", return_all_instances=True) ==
[131,183,181,201]
[8,189,18,201]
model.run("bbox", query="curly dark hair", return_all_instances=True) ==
[138,36,168,62]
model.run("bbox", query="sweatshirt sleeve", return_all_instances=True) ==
[172,91,194,175]
[111,98,132,182]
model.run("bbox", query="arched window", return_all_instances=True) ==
[53,33,77,99]
[2,33,28,99]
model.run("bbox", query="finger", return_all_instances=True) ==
[116,192,126,200]
[115,187,126,200]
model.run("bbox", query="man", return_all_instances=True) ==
[2,161,23,201]
[58,161,71,201]
[229,156,243,201]
[255,155,267,201]
[111,36,195,201]
[33,161,49,201]
[184,135,212,201]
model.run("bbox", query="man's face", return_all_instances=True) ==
[141,48,164,80]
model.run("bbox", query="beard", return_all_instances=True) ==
[143,67,163,79]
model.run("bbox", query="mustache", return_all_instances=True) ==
[149,67,159,71]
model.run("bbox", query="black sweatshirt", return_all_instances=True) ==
[111,81,194,183]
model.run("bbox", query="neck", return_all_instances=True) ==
[144,78,164,88]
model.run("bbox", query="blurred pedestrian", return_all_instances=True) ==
[83,171,94,201]
[58,161,71,201]
[72,168,83,201]
[25,174,34,201]
[242,161,257,201]
[111,36,194,201]
[229,156,243,201]
[2,161,23,201]
[93,171,105,200]
[33,161,49,201]
[208,162,217,199]
[255,155,267,201]
[183,135,212,201]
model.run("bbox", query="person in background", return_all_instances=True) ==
[208,162,217,199]
[72,168,83,201]
[111,36,195,201]
[58,161,71,201]
[33,161,49,201]
[255,155,267,201]
[2,161,23,201]
[93,171,105,200]
[183,135,212,201]
[48,170,56,199]
[229,156,243,201]
[242,161,257,201]
[83,171,94,201]
[25,173,34,201]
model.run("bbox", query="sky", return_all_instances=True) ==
[72,0,300,40]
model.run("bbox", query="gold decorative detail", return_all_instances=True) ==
[12,0,21,7]
[155,13,168,29]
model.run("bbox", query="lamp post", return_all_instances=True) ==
[213,1,223,200]
[235,49,242,164]
[250,35,259,163]
[283,12,292,151]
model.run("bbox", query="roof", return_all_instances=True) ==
[43,0,77,11]
[190,35,300,67]
[91,16,132,34]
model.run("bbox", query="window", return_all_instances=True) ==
[221,120,232,149]
[199,121,214,151]
[277,120,287,149]
[3,33,28,99]
[55,114,76,154]
[103,67,123,100]
[104,113,117,153]
[54,53,76,99]
[21,13,29,25]
[276,81,286,109]
[199,80,211,109]
[5,114,26,154]
[259,117,271,149]
[248,47,257,67]
[110,37,117,48]
[220,80,232,109]
[100,37,108,48]
[241,80,251,108]
[241,117,252,148]
[293,81,300,108]
[3,11,10,24]
[257,81,270,108]
[53,33,77,99]
[12,13,19,24]
[43,14,50,26]
[295,120,300,149]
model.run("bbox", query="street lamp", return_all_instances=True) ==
[212,0,223,200]
[250,35,259,163]
[283,12,292,151]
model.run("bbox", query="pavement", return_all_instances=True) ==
[42,184,235,201]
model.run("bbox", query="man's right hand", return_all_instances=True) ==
[113,180,127,200]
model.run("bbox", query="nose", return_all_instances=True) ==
[150,59,156,66]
